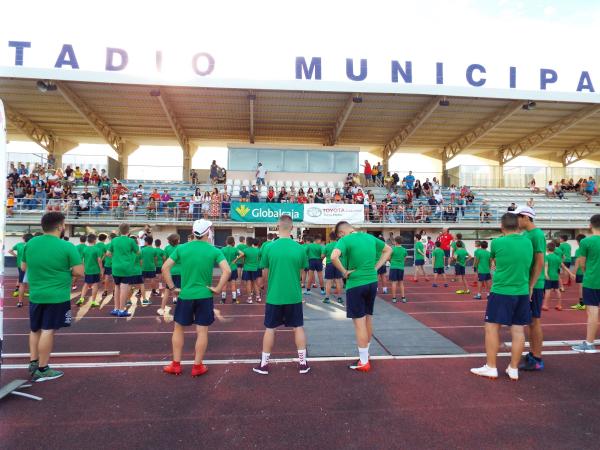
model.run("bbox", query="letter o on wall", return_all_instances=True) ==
[192,52,215,76]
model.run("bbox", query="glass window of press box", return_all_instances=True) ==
[228,148,358,173]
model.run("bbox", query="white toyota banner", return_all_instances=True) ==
[303,204,364,225]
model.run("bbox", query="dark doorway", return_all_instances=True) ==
[214,228,232,248]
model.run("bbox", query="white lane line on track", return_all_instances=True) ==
[3,329,289,337]
[504,339,600,348]
[1,350,593,370]
[1,314,265,320]
[3,351,121,358]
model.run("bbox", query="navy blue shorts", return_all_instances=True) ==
[545,280,559,290]
[324,263,342,280]
[346,282,377,319]
[564,261,571,268]
[113,275,137,285]
[242,270,259,281]
[414,259,424,266]
[530,288,545,319]
[130,275,143,285]
[443,249,450,257]
[583,287,600,307]
[309,259,323,272]
[576,274,583,284]
[455,265,466,276]
[104,267,112,276]
[18,268,25,283]
[433,267,444,274]
[229,270,238,281]
[473,266,478,273]
[155,267,162,275]
[256,268,263,277]
[485,293,531,326]
[29,301,72,332]
[84,274,101,284]
[264,302,303,328]
[172,274,181,289]
[174,298,214,326]
[142,271,156,279]
[389,268,404,282]
[377,265,387,275]
[478,273,491,282]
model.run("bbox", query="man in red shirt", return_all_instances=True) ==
[362,160,372,186]
[178,196,190,219]
[438,228,454,269]
[353,189,365,204]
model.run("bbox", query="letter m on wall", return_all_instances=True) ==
[295,57,322,80]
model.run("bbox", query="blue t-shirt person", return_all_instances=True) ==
[405,173,415,190]
[586,179,595,193]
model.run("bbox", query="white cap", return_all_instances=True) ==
[193,219,212,237]
[511,205,536,219]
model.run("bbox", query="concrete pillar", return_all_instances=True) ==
[118,142,139,179]
[48,138,78,169]
[182,144,198,182]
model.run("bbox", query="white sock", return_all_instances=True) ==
[232,291,237,299]
[221,292,226,299]
[237,289,241,295]
[358,347,369,364]
[261,352,270,366]
[298,349,307,364]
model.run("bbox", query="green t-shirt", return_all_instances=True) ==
[545,252,562,281]
[154,247,165,269]
[169,241,225,300]
[475,249,491,274]
[559,242,572,262]
[307,243,324,260]
[76,243,86,259]
[414,241,425,261]
[100,242,112,267]
[12,242,26,268]
[455,248,469,267]
[554,246,563,260]
[432,247,445,269]
[132,252,142,276]
[236,243,247,264]
[141,246,157,272]
[574,248,583,275]
[221,245,240,271]
[522,228,546,290]
[324,241,337,264]
[490,234,533,295]
[82,245,102,275]
[579,235,600,289]
[335,232,385,290]
[242,247,260,271]
[108,236,140,277]
[390,246,407,269]
[22,234,82,304]
[258,240,274,269]
[165,244,181,275]
[260,238,308,305]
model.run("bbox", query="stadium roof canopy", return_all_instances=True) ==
[2,77,600,167]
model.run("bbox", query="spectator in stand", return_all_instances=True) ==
[555,183,565,200]
[190,169,198,186]
[221,193,231,219]
[324,187,332,203]
[384,172,394,190]
[461,185,475,205]
[210,160,220,184]
[83,170,91,186]
[376,162,384,186]
[545,180,556,198]
[277,187,287,203]
[178,196,190,220]
[507,202,517,212]
[443,203,457,222]
[135,185,145,204]
[353,188,365,204]
[432,177,441,192]
[92,196,104,216]
[297,189,308,204]
[147,197,157,219]
[159,190,171,213]
[34,185,47,210]
[202,191,211,218]
[98,176,111,195]
[405,171,416,191]
[529,178,540,193]
[434,189,444,205]
[210,188,221,218]
[413,179,422,199]
[334,189,342,203]
[307,187,315,203]
[65,165,74,179]
[249,185,260,203]
[315,188,325,204]
[256,162,267,186]
[527,197,535,208]
[584,176,596,202]
[90,169,99,185]
[266,186,276,203]
[422,178,432,197]
[239,186,249,202]
[76,194,90,218]
[362,160,372,186]
[480,199,492,223]
[449,184,457,203]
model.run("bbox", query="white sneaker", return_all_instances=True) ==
[470,364,498,379]
[382,287,388,294]
[157,308,164,316]
[505,366,519,381]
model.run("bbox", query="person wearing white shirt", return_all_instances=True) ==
[256,163,267,186]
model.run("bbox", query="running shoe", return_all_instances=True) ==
[90,300,100,308]
[172,298,177,304]
[191,364,208,377]
[473,294,482,300]
[505,366,519,381]
[298,362,311,374]
[12,289,18,297]
[163,362,182,375]
[337,297,344,304]
[253,364,269,375]
[349,360,371,372]
[219,299,225,304]
[141,299,152,307]
[382,287,388,294]
[256,298,262,303]
[432,283,438,288]
[559,287,565,292]
[32,367,64,382]
[28,360,39,376]
[323,298,330,304]
[572,341,596,353]
[117,310,131,317]
[304,290,311,296]
[392,298,398,303]
[76,298,85,306]
[455,289,471,294]
[110,309,119,316]
[518,353,544,371]
[17,301,23,308]
[320,289,326,295]
[443,283,449,288]
[401,297,407,303]
[470,364,498,379]
[247,299,253,304]
[152,289,159,297]
[157,308,164,316]
[24,292,29,297]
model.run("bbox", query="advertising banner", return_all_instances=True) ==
[230,202,304,222]
[302,204,364,224]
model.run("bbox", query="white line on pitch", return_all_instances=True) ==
[1,350,592,370]
[504,339,600,348]
[408,311,485,315]
[3,351,121,358]
[1,314,264,320]
[3,329,288,337]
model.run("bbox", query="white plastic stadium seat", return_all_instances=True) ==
[317,181,326,188]
[302,181,309,189]
[226,179,233,186]
[242,179,250,187]
[293,181,301,188]
[337,181,344,189]
[233,179,241,186]
[327,181,335,188]
[286,180,293,188]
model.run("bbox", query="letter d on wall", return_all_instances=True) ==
[106,48,128,71]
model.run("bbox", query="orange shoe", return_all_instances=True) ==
[555,305,563,311]
[163,362,182,375]
[349,360,371,372]
[191,363,208,377]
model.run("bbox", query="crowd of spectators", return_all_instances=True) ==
[537,177,597,202]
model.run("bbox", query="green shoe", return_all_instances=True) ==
[322,298,330,304]
[90,301,100,307]
[28,360,39,376]
[12,290,19,298]
[76,298,85,306]
[337,298,344,304]
[32,367,64,382]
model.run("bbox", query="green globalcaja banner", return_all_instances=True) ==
[230,202,304,222]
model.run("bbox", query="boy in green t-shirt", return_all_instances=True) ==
[471,240,481,288]
[570,234,587,310]
[78,234,104,307]
[305,235,325,296]
[159,233,182,316]
[543,242,574,311]
[236,236,247,287]
[9,232,33,307]
[221,236,242,304]
[236,237,261,304]
[412,233,429,283]
[389,236,407,303]
[559,235,573,287]
[473,241,491,300]
[153,238,165,297]
[76,234,87,259]
[431,241,448,288]
[97,233,112,299]
[453,241,472,295]
[141,236,158,305]
[323,232,344,305]
[450,233,463,282]
[572,214,600,353]
[253,215,310,375]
